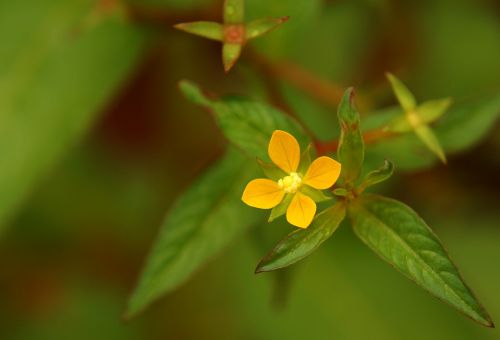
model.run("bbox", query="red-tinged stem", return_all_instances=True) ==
[246,48,345,109]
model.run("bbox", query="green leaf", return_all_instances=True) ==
[179,80,308,160]
[363,93,500,170]
[415,125,447,163]
[257,201,346,272]
[349,194,493,327]
[246,17,289,40]
[386,73,417,112]
[417,98,453,123]
[257,159,287,181]
[297,143,313,174]
[0,0,147,233]
[299,185,332,203]
[436,92,500,153]
[174,21,223,41]
[268,193,293,222]
[333,188,348,197]
[125,148,263,318]
[358,160,394,192]
[337,87,364,185]
[222,42,242,72]
[385,98,452,133]
[224,0,245,24]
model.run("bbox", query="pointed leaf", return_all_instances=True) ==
[224,0,244,24]
[337,88,364,185]
[386,73,417,112]
[174,21,224,41]
[333,188,349,197]
[0,1,147,233]
[257,201,346,272]
[417,98,453,123]
[257,158,287,181]
[415,125,447,163]
[246,17,289,40]
[358,160,394,192]
[179,81,309,160]
[363,93,500,170]
[349,194,493,327]
[222,42,242,72]
[300,185,332,203]
[297,144,313,174]
[125,149,262,318]
[268,193,293,222]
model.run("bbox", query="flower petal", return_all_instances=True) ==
[242,179,285,209]
[303,156,341,189]
[286,192,316,228]
[268,130,300,173]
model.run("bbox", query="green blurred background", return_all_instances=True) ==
[1,0,499,339]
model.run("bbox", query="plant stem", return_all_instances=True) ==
[246,49,345,109]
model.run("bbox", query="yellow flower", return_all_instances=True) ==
[242,130,341,228]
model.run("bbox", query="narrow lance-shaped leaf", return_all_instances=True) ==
[417,98,453,124]
[337,87,364,185]
[385,98,453,133]
[386,72,416,112]
[363,93,500,170]
[125,149,263,318]
[358,160,394,193]
[224,0,244,24]
[179,80,309,160]
[415,125,447,163]
[246,17,290,40]
[0,0,148,233]
[349,194,493,327]
[222,42,242,73]
[256,201,346,272]
[174,21,223,41]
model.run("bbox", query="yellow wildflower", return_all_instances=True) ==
[242,130,341,228]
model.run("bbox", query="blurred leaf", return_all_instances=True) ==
[415,0,500,98]
[224,0,245,24]
[337,88,364,185]
[417,98,453,125]
[246,17,289,40]
[364,93,500,170]
[247,0,322,59]
[174,21,223,41]
[414,125,447,163]
[0,0,148,233]
[126,148,262,318]
[222,42,242,72]
[358,160,394,192]
[179,80,308,160]
[333,188,348,197]
[349,194,493,327]
[256,201,346,272]
[386,73,417,112]
[386,98,452,133]
[436,93,500,153]
[127,0,215,10]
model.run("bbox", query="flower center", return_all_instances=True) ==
[278,172,302,194]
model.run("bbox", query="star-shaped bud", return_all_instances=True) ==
[385,73,452,164]
[174,0,289,73]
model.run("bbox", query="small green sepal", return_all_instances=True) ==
[358,160,394,192]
